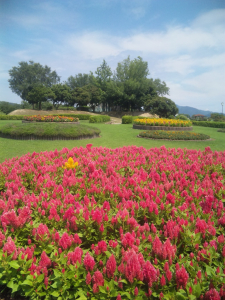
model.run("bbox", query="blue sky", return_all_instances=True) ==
[1,0,225,113]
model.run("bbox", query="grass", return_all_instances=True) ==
[0,122,100,139]
[0,120,224,163]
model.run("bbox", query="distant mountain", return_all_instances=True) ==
[176,105,216,117]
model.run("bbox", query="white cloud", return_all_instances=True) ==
[67,32,122,59]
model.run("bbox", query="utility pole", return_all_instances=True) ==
[222,102,224,115]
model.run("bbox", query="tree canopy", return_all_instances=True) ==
[8,57,177,116]
[8,61,60,108]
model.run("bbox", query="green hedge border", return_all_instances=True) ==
[89,115,110,123]
[192,121,225,128]
[0,114,91,120]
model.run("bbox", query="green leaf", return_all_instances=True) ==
[22,280,33,286]
[37,273,44,283]
[193,283,201,298]
[105,251,112,258]
[8,261,20,269]
[99,286,107,294]
[51,291,60,297]
[176,290,187,300]
[189,295,197,300]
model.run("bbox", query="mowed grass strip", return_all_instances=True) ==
[0,120,224,163]
[0,122,100,139]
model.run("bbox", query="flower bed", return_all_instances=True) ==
[0,145,225,300]
[138,130,210,140]
[133,118,192,127]
[23,115,79,122]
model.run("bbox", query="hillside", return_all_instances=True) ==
[176,105,216,117]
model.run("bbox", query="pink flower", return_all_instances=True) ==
[86,272,92,285]
[3,237,17,260]
[176,265,189,290]
[92,269,104,287]
[143,260,158,287]
[106,254,116,278]
[39,251,51,268]
[203,288,220,300]
[59,232,72,250]
[83,252,95,271]
[160,275,166,286]
[134,287,139,296]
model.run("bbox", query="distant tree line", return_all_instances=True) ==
[8,57,179,117]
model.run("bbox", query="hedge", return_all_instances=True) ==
[192,121,225,128]
[122,115,133,124]
[0,114,91,120]
[89,115,110,123]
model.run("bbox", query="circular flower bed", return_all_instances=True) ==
[0,146,224,299]
[138,130,210,140]
[23,115,79,122]
[0,123,100,140]
[133,118,192,127]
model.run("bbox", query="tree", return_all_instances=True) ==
[26,86,55,110]
[72,87,91,108]
[115,56,150,111]
[144,96,178,118]
[51,84,73,108]
[84,85,103,112]
[66,73,94,89]
[8,61,60,105]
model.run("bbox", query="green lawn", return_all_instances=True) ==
[0,120,224,163]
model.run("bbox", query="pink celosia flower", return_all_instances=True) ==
[203,288,220,300]
[143,260,158,287]
[3,237,17,260]
[106,254,116,278]
[39,251,51,268]
[86,272,92,285]
[176,265,189,290]
[83,252,95,271]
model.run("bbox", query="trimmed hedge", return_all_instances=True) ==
[0,123,101,140]
[139,130,210,140]
[89,115,110,123]
[0,115,24,120]
[0,114,91,120]
[122,116,150,124]
[218,129,225,132]
[192,121,225,128]
[122,115,133,124]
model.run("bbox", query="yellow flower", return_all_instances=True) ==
[63,157,78,169]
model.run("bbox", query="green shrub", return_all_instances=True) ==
[77,106,90,111]
[122,115,133,124]
[57,106,76,111]
[139,130,210,140]
[176,114,189,120]
[0,114,90,120]
[192,121,225,128]
[0,123,101,139]
[0,115,25,120]
[89,115,110,123]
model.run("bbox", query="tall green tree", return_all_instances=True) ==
[66,73,94,89]
[51,84,73,108]
[26,85,55,110]
[144,96,178,118]
[114,56,150,111]
[95,60,112,111]
[8,61,60,103]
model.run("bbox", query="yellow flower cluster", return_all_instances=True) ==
[134,118,192,127]
[63,157,78,169]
